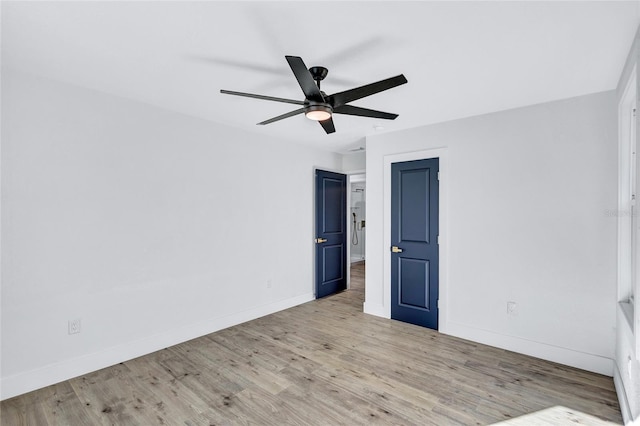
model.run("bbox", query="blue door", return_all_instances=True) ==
[315,170,347,298]
[391,158,439,329]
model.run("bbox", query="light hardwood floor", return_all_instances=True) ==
[1,262,622,425]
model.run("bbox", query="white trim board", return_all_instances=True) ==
[363,302,387,319]
[614,362,634,424]
[446,321,613,377]
[0,293,314,401]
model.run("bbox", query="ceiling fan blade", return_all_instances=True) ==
[329,74,408,108]
[258,108,305,125]
[285,55,324,102]
[333,105,398,120]
[319,117,336,134]
[221,90,305,105]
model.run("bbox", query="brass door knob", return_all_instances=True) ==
[391,246,403,253]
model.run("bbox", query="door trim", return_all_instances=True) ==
[382,148,449,334]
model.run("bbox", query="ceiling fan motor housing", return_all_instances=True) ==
[309,66,328,82]
[305,101,333,121]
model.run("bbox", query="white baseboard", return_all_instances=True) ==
[0,292,314,401]
[614,362,634,424]
[363,302,388,318]
[444,321,613,376]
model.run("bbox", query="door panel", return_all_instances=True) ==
[315,170,347,298]
[400,169,430,243]
[399,258,429,309]
[322,245,344,283]
[322,178,344,233]
[391,159,439,329]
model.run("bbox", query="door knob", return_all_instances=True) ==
[315,238,328,243]
[391,246,403,253]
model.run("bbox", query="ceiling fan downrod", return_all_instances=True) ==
[309,66,328,90]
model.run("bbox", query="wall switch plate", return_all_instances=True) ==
[68,318,81,334]
[507,301,517,316]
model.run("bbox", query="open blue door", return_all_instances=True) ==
[315,169,347,298]
[391,158,439,329]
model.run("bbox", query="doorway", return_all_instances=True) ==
[381,148,448,332]
[349,173,366,306]
[315,169,347,299]
[350,174,366,264]
[390,158,439,330]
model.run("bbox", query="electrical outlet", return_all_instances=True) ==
[507,301,518,316]
[68,318,81,335]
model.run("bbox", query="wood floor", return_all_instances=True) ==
[1,262,622,425]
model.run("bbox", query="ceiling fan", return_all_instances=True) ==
[220,55,407,134]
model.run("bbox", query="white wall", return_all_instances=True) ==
[365,91,617,375]
[0,70,341,399]
[342,151,365,173]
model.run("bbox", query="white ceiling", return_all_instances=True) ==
[3,1,639,153]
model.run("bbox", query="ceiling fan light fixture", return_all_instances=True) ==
[305,104,332,121]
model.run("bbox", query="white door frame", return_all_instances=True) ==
[383,148,449,333]
[617,65,639,353]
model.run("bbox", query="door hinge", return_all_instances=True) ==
[437,171,441,181]
[634,108,637,117]
[437,235,440,245]
[437,299,440,308]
